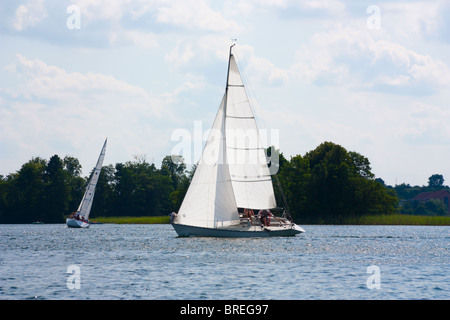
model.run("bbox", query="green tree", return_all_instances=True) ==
[3,158,47,223]
[348,151,374,179]
[161,155,186,190]
[428,174,444,189]
[63,156,82,177]
[0,176,6,222]
[110,158,177,217]
[89,164,115,218]
[276,153,310,217]
[113,161,142,216]
[394,183,422,200]
[414,199,447,216]
[278,142,398,223]
[62,155,86,217]
[0,155,85,223]
[303,142,354,221]
[41,155,70,222]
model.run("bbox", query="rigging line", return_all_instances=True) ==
[272,173,293,222]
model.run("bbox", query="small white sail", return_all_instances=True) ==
[67,138,107,230]
[78,138,107,220]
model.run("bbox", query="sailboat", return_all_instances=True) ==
[66,138,107,228]
[171,45,305,237]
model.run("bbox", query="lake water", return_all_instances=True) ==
[1,224,449,300]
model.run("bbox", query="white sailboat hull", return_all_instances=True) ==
[172,222,304,238]
[66,218,89,228]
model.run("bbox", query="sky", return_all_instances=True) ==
[1,0,449,187]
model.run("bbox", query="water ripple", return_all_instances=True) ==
[0,224,449,299]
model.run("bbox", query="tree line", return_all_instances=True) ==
[273,142,399,223]
[0,154,189,223]
[0,141,447,224]
[391,174,449,216]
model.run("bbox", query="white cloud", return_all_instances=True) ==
[120,30,159,48]
[5,54,157,108]
[379,1,443,41]
[0,54,171,175]
[156,0,240,33]
[13,0,47,31]
[71,0,129,24]
[401,101,450,145]
[228,0,345,15]
[291,24,450,95]
[233,44,289,87]
[161,38,290,89]
[165,41,195,70]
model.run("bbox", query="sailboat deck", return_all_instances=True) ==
[238,215,292,228]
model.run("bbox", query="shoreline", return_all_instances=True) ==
[340,214,450,226]
[92,214,450,226]
[93,216,171,224]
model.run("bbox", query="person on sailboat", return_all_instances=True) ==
[70,211,79,220]
[259,209,271,226]
[244,208,254,219]
[170,212,178,224]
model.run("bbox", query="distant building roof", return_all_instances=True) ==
[412,190,450,201]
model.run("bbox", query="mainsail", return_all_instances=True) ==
[225,54,276,210]
[177,46,276,228]
[77,138,107,220]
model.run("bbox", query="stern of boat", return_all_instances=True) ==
[66,218,89,228]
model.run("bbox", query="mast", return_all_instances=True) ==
[221,44,235,168]
[223,44,235,142]
[225,44,236,96]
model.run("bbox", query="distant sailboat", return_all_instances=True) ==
[171,45,305,237]
[66,138,107,228]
